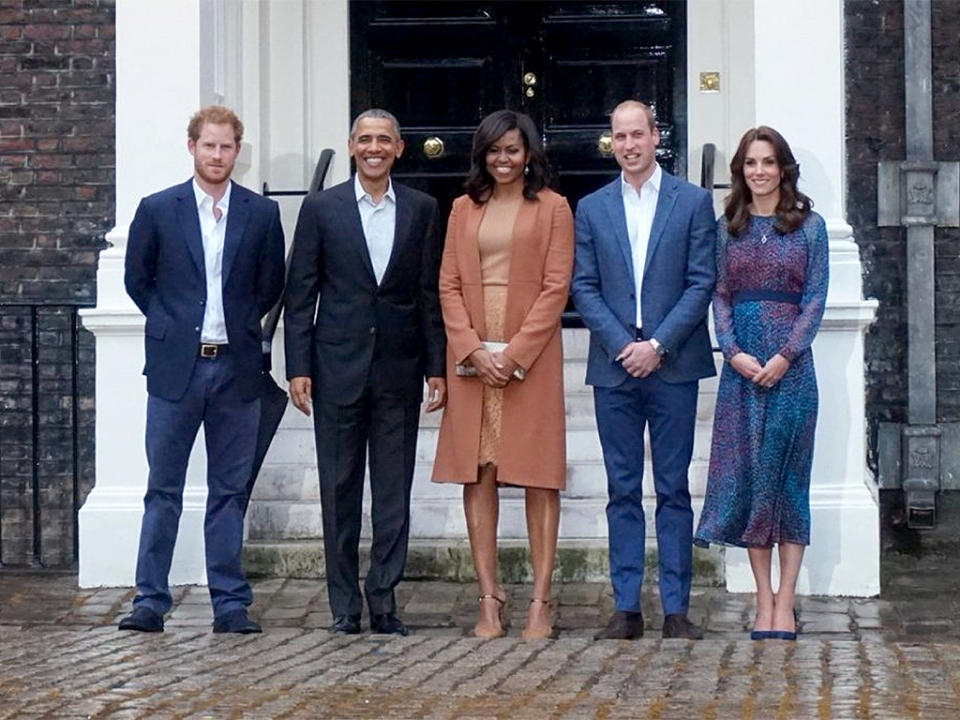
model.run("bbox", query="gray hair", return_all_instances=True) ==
[350,108,401,138]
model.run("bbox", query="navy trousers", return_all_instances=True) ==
[314,389,420,617]
[133,352,259,617]
[594,374,699,615]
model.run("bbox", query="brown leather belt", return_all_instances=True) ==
[199,343,229,358]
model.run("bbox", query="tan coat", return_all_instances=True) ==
[431,189,574,489]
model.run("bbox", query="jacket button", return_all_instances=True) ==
[369,327,376,335]
[195,326,200,332]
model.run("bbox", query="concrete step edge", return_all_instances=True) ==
[244,538,724,586]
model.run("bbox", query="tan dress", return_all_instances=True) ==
[476,198,520,465]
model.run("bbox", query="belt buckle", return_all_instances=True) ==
[200,344,218,358]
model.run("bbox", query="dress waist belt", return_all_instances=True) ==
[732,289,802,306]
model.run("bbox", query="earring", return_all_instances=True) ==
[523,164,530,176]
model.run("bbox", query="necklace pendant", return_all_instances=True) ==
[760,232,769,244]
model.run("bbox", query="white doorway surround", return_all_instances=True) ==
[80,0,878,596]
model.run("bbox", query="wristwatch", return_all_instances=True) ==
[649,338,667,356]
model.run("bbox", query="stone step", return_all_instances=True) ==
[264,422,717,468]
[243,537,724,586]
[250,459,711,503]
[246,491,708,542]
[263,368,718,439]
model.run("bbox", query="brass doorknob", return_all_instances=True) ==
[598,132,613,156]
[523,72,537,86]
[423,136,445,158]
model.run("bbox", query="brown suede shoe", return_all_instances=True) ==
[662,613,703,640]
[594,610,644,640]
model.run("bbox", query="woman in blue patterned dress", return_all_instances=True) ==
[694,127,828,641]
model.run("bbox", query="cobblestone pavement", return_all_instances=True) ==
[3,573,960,718]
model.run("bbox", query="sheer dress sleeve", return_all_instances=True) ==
[778,213,829,362]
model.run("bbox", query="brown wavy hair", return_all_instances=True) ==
[724,126,811,237]
[188,106,244,144]
[464,110,550,204]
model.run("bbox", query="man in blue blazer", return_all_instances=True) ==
[572,100,716,640]
[119,106,285,634]
[284,109,446,636]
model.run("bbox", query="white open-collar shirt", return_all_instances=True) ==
[193,178,231,344]
[620,162,662,329]
[354,174,397,285]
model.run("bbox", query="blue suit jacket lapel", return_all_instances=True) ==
[644,171,679,272]
[601,179,635,287]
[175,180,205,278]
[222,186,249,287]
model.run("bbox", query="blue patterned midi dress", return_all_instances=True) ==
[694,211,829,548]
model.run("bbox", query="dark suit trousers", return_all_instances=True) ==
[314,389,420,617]
[133,353,258,617]
[594,374,699,616]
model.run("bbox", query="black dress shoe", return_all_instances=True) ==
[118,606,164,632]
[662,613,703,640]
[330,614,362,634]
[212,609,262,634]
[370,612,408,636]
[594,610,644,640]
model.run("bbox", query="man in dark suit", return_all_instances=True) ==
[119,106,285,634]
[572,100,717,640]
[284,108,446,636]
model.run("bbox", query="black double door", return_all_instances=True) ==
[350,1,687,217]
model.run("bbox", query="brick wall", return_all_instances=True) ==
[0,0,114,566]
[845,1,960,470]
[845,0,906,470]
[931,1,960,424]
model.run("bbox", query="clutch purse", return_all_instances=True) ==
[455,341,526,381]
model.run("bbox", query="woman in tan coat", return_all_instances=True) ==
[432,110,574,639]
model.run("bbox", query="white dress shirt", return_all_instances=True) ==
[621,163,661,329]
[354,174,396,285]
[193,178,230,344]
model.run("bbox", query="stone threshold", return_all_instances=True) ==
[244,538,724,585]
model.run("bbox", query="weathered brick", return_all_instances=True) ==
[0,0,112,568]
[23,23,73,41]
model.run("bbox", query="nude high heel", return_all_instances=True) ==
[475,593,507,638]
[521,597,558,640]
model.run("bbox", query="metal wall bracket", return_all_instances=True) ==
[877,421,960,529]
[878,160,960,227]
[902,424,940,529]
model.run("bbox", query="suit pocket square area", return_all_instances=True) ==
[455,341,526,381]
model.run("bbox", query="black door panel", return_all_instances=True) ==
[351,0,685,212]
[350,0,686,321]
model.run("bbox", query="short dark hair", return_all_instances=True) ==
[464,110,550,204]
[350,108,401,138]
[188,105,243,144]
[725,125,812,237]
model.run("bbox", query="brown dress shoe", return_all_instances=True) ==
[662,613,703,639]
[594,610,644,640]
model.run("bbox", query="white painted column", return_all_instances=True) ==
[722,0,880,596]
[78,0,210,587]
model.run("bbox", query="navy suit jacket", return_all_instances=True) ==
[571,169,717,386]
[283,179,445,407]
[124,179,286,402]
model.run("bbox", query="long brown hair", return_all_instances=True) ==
[725,126,811,237]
